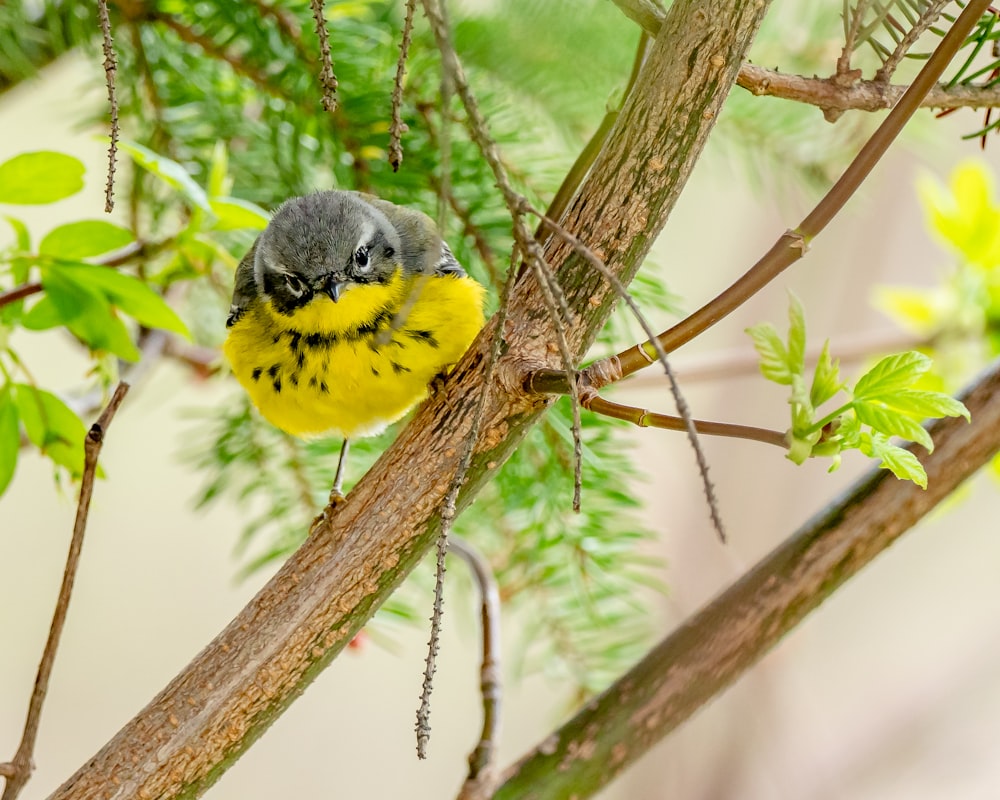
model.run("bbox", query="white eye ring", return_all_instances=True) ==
[354,246,371,272]
[284,273,307,296]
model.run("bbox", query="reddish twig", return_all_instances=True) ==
[309,0,338,113]
[0,382,130,800]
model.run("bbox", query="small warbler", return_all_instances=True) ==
[223,190,486,500]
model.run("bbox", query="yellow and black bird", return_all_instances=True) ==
[223,190,485,501]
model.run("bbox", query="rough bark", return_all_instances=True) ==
[494,360,1000,800]
[46,3,772,797]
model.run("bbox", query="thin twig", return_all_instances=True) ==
[0,283,42,310]
[738,63,1000,116]
[838,0,873,77]
[495,360,1000,800]
[527,205,726,540]
[1,382,130,800]
[876,0,953,82]
[309,0,338,113]
[607,0,666,33]
[98,0,119,213]
[416,246,519,760]
[589,0,993,385]
[584,394,787,448]
[418,0,584,512]
[389,0,418,171]
[447,536,502,788]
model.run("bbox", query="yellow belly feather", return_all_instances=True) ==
[223,270,485,439]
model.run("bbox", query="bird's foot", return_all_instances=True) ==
[310,490,347,531]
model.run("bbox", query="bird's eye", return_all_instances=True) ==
[383,246,395,260]
[354,245,370,271]
[284,273,307,296]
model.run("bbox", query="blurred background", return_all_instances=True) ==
[2,1,1000,798]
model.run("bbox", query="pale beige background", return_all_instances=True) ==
[2,51,1000,799]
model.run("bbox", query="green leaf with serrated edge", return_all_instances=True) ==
[787,291,806,377]
[39,221,135,259]
[854,402,934,451]
[0,151,85,205]
[882,389,970,421]
[810,340,842,408]
[0,391,19,496]
[119,141,211,212]
[870,436,928,488]
[39,268,141,361]
[208,197,270,231]
[56,263,189,337]
[854,351,931,400]
[746,322,791,384]
[13,383,87,476]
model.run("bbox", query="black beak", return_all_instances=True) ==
[323,278,348,302]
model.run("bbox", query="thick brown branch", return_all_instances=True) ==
[46,3,771,797]
[495,360,1000,800]
[1,383,129,800]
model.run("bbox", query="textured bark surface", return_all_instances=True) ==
[48,3,771,798]
[494,361,1000,800]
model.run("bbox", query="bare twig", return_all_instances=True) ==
[738,64,1000,115]
[389,0,418,171]
[607,0,666,41]
[309,0,338,113]
[416,248,518,759]
[584,394,788,448]
[418,0,585,511]
[876,0,953,82]
[1,382,130,800]
[0,283,42,309]
[591,0,993,385]
[838,0,873,78]
[496,360,1000,800]
[98,0,119,213]
[448,536,502,790]
[527,206,726,540]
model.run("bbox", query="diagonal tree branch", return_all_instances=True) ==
[45,2,772,797]
[494,359,1000,800]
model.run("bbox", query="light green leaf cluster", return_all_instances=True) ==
[875,161,1000,477]
[748,293,969,487]
[0,149,209,498]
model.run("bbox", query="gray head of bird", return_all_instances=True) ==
[253,191,403,315]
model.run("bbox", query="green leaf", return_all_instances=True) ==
[0,151,85,205]
[4,215,31,254]
[39,221,135,259]
[13,383,87,476]
[208,197,270,231]
[119,140,211,212]
[21,295,71,330]
[746,322,791,384]
[786,291,806,377]
[865,434,928,488]
[854,351,932,400]
[810,340,842,407]
[38,267,142,361]
[57,263,189,338]
[854,402,934,451]
[0,390,19,496]
[881,388,970,422]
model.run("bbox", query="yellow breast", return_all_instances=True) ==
[223,270,485,439]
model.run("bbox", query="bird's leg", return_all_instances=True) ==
[329,438,350,507]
